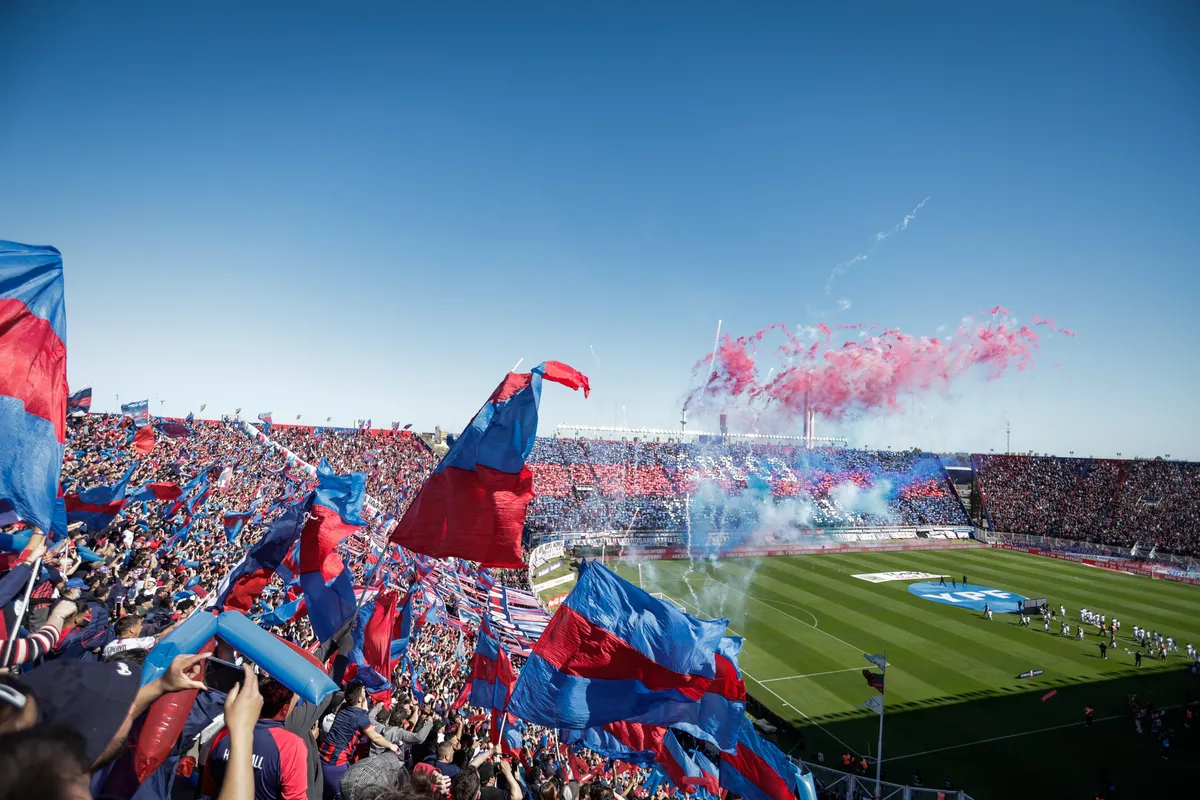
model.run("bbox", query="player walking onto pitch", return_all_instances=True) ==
[1077,627,1085,641]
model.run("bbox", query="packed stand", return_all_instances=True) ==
[1,414,675,800]
[974,455,1200,556]
[527,438,967,534]
[267,424,438,520]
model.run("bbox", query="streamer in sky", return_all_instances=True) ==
[686,307,1072,423]
[825,198,931,292]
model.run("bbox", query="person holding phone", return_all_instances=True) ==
[202,672,309,800]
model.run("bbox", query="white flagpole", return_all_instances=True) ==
[874,648,887,797]
[1,554,42,667]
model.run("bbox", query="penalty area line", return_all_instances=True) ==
[760,666,875,683]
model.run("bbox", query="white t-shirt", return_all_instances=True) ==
[103,636,157,659]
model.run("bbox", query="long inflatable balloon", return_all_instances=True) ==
[142,611,219,685]
[75,544,105,563]
[273,632,326,671]
[133,638,216,781]
[216,611,338,704]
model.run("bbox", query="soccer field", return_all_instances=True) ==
[619,548,1200,799]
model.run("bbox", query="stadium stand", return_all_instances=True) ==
[974,454,1200,556]
[527,438,969,534]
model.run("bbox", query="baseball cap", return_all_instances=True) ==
[478,762,495,784]
[21,659,142,764]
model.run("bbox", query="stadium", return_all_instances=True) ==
[4,384,1193,800]
[2,6,1197,800]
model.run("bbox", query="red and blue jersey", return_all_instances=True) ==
[319,706,373,767]
[203,720,308,800]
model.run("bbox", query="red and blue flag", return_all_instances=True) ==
[390,361,589,568]
[64,462,137,533]
[0,241,67,534]
[129,481,182,503]
[719,718,818,800]
[67,387,91,414]
[155,420,191,438]
[121,399,150,427]
[214,501,308,612]
[299,459,367,642]
[468,616,518,744]
[222,511,252,543]
[389,589,416,664]
[508,560,730,734]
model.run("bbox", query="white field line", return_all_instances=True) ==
[660,589,861,757]
[760,666,871,683]
[881,705,1180,763]
[701,572,872,656]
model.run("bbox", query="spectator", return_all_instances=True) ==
[203,675,309,800]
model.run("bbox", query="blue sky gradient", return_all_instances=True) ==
[2,1,1197,457]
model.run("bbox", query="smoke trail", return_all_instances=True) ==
[875,196,930,241]
[825,197,931,292]
[685,307,1073,427]
[589,344,600,366]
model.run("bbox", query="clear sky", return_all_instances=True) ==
[2,1,1197,458]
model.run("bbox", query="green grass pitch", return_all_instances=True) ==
[615,548,1200,799]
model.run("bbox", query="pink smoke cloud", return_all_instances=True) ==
[687,308,1073,421]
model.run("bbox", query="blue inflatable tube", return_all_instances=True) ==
[216,611,338,705]
[76,544,105,563]
[141,612,219,685]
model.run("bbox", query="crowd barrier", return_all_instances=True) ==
[991,543,1200,586]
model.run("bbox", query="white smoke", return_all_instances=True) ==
[830,479,895,519]
[825,197,932,292]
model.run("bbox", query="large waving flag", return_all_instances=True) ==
[133,424,155,455]
[561,721,665,767]
[222,511,252,543]
[121,399,150,427]
[689,748,722,799]
[363,588,399,682]
[0,241,67,534]
[467,617,518,744]
[389,589,416,664]
[390,361,589,568]
[64,462,138,533]
[344,600,392,694]
[637,635,747,752]
[67,387,91,414]
[508,560,728,733]
[129,481,182,503]
[299,460,367,641]
[719,718,818,800]
[213,502,307,612]
[155,420,191,438]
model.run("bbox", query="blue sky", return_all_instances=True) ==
[2,1,1197,457]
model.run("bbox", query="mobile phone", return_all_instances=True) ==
[209,655,259,674]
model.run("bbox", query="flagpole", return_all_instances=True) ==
[1,554,42,668]
[875,648,886,798]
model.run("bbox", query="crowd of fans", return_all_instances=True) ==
[268,425,437,522]
[527,439,969,534]
[1,414,677,800]
[974,455,1200,556]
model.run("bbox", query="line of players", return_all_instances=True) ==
[1009,603,1197,665]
